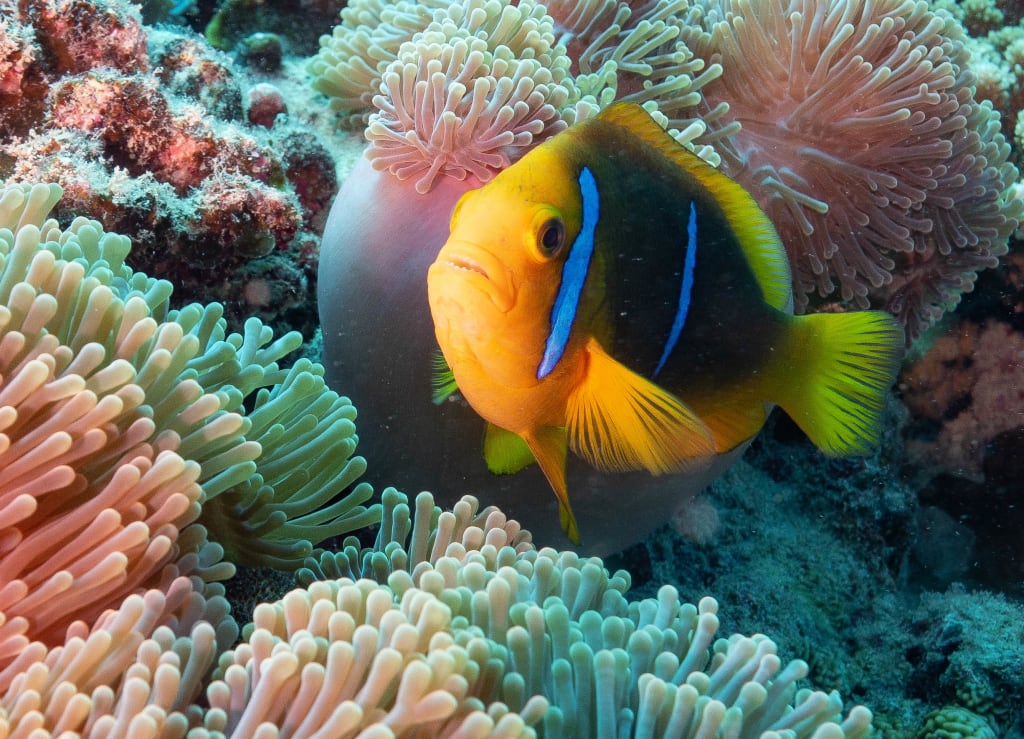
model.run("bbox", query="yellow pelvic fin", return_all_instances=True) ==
[483,423,536,474]
[775,310,904,455]
[522,426,580,545]
[566,338,715,475]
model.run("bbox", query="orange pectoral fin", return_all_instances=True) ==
[566,338,716,474]
[522,426,580,545]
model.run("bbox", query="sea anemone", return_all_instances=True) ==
[307,0,452,126]
[364,0,575,194]
[0,179,382,693]
[547,0,723,158]
[310,0,723,186]
[0,488,875,736]
[222,490,874,739]
[690,0,1021,338]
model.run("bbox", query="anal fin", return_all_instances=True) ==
[688,394,768,453]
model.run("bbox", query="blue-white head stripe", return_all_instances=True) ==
[653,201,698,378]
[537,166,600,380]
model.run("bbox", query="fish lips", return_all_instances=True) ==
[430,242,516,313]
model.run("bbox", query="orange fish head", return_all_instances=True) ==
[427,150,589,427]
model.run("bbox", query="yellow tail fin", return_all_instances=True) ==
[778,311,904,455]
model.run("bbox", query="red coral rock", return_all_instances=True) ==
[0,11,48,136]
[1,0,334,340]
[900,321,979,422]
[187,173,300,260]
[279,130,337,233]
[152,34,243,120]
[0,12,34,95]
[247,82,287,128]
[49,71,218,191]
[903,320,1024,478]
[23,0,149,75]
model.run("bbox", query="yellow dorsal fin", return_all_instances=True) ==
[596,102,792,312]
[483,423,536,474]
[566,337,715,475]
[771,310,904,455]
[521,426,579,545]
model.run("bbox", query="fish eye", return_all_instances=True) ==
[536,218,565,258]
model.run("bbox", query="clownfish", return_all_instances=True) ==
[427,102,904,545]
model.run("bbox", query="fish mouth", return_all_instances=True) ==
[431,242,515,312]
[443,253,489,278]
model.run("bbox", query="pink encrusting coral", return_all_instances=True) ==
[0,0,337,338]
[689,0,1021,339]
[902,319,1024,478]
[933,0,1024,150]
[0,9,34,101]
[21,0,150,75]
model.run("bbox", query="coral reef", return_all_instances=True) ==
[896,314,1024,598]
[0,0,338,341]
[204,0,347,56]
[916,705,997,739]
[901,319,1024,478]
[3,0,1024,735]
[615,433,914,691]
[906,588,1024,734]
[605,416,1024,735]
[932,0,1023,158]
